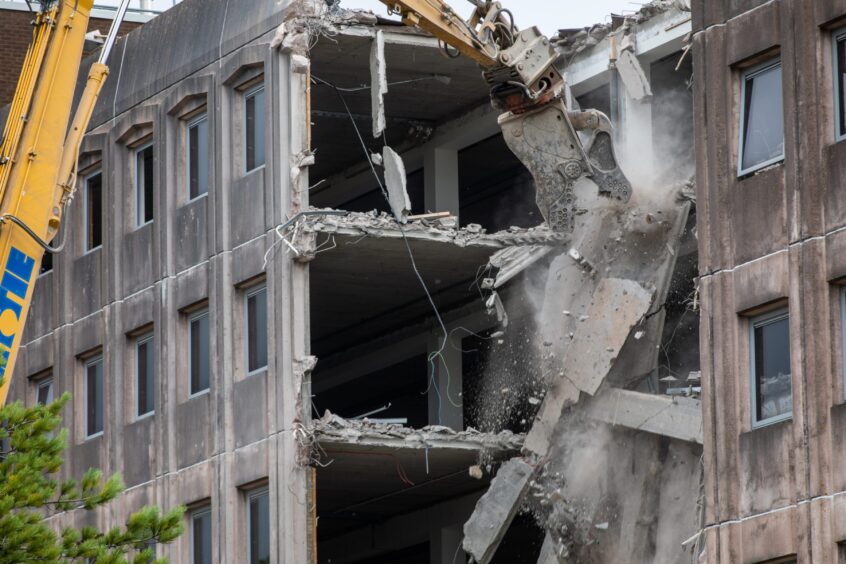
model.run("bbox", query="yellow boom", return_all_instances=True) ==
[0,0,127,405]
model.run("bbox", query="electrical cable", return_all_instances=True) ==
[312,74,454,422]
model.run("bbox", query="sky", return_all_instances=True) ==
[96,0,639,35]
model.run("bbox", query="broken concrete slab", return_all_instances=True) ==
[586,388,703,444]
[487,244,556,289]
[298,207,569,249]
[310,411,525,452]
[523,278,653,457]
[462,458,535,564]
[616,48,652,101]
[383,145,411,223]
[538,533,560,564]
[563,278,653,396]
[523,377,580,458]
[370,29,387,138]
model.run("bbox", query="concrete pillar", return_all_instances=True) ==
[430,524,464,564]
[427,333,463,430]
[423,146,460,219]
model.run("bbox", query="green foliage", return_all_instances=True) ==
[0,393,185,563]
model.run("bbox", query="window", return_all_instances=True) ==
[85,356,103,438]
[135,143,154,226]
[247,488,269,564]
[835,29,846,140]
[188,114,209,199]
[191,506,212,564]
[36,377,53,405]
[738,60,784,176]
[244,85,265,172]
[189,310,210,395]
[136,333,155,417]
[750,308,792,426]
[85,171,103,251]
[245,286,267,374]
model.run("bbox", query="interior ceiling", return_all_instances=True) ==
[309,234,496,357]
[316,441,490,541]
[309,29,490,180]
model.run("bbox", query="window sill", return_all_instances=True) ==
[750,412,792,430]
[135,411,155,422]
[84,431,103,441]
[82,245,103,257]
[737,157,784,179]
[133,220,154,231]
[187,192,209,204]
[188,388,211,400]
[244,164,266,176]
[246,366,268,378]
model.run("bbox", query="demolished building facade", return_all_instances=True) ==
[4,0,705,562]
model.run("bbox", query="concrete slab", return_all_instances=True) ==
[524,278,653,457]
[563,278,653,396]
[383,146,411,223]
[537,533,560,564]
[616,49,653,100]
[587,388,703,444]
[462,458,534,564]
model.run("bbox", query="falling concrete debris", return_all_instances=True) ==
[382,145,411,223]
[613,33,652,101]
[586,388,703,444]
[537,534,559,564]
[486,245,557,290]
[556,278,652,397]
[523,278,653,458]
[370,29,388,138]
[462,458,535,564]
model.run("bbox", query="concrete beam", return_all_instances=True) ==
[462,458,534,564]
[586,388,703,444]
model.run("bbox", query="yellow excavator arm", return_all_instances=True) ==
[0,0,130,405]
[379,0,634,232]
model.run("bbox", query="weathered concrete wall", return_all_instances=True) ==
[694,0,846,561]
[6,0,315,561]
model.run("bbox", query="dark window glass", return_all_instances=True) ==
[192,507,212,564]
[248,490,269,564]
[136,144,154,225]
[40,251,52,275]
[753,312,791,423]
[740,62,784,173]
[86,172,103,250]
[246,287,267,373]
[36,378,53,405]
[190,311,210,395]
[838,35,846,138]
[188,115,209,199]
[86,357,103,437]
[245,86,265,172]
[137,334,155,416]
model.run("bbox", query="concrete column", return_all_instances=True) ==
[423,145,460,219]
[430,524,464,564]
[427,333,463,430]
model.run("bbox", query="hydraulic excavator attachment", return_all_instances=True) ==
[0,0,131,406]
[381,0,633,233]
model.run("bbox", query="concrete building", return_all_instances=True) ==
[693,0,846,562]
[2,0,704,562]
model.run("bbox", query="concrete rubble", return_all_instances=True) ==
[309,411,525,452]
[297,207,570,249]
